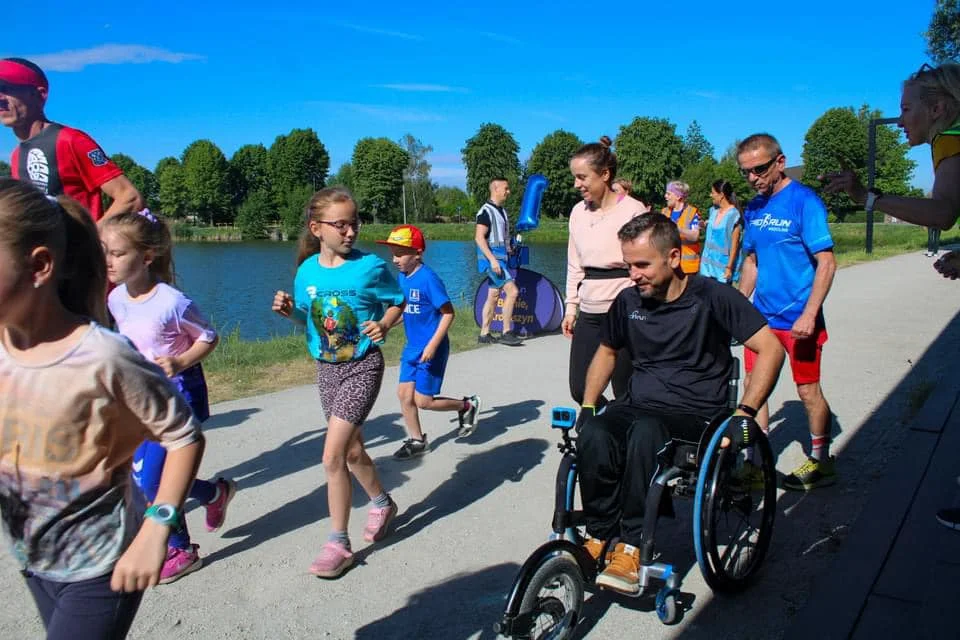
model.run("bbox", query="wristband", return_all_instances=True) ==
[736,403,758,418]
[144,503,181,527]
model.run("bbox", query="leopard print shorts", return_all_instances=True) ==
[315,348,385,425]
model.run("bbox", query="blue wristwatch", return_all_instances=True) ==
[144,503,181,527]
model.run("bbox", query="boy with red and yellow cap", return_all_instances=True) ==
[377,225,481,459]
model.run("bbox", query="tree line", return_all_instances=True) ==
[0,108,919,236]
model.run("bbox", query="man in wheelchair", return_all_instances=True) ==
[577,213,785,595]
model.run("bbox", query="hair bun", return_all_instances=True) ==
[598,135,612,149]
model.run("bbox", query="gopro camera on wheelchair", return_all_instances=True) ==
[551,406,577,430]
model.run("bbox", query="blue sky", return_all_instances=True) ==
[3,1,937,192]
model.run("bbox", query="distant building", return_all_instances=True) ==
[784,165,804,182]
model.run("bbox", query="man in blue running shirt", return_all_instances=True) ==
[737,133,838,491]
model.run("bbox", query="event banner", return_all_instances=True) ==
[473,268,563,336]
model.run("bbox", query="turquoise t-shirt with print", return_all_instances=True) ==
[294,250,405,363]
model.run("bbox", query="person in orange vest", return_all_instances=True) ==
[660,180,702,273]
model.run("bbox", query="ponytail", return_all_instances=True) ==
[0,179,107,323]
[56,197,107,323]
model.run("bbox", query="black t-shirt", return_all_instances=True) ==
[476,201,508,242]
[602,274,767,416]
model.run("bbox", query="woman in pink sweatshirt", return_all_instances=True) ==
[563,136,646,406]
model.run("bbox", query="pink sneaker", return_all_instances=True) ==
[308,541,354,579]
[204,478,237,532]
[159,544,202,584]
[363,499,398,542]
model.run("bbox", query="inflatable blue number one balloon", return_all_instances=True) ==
[516,173,548,232]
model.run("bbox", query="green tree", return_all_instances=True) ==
[111,153,157,209]
[236,189,273,239]
[229,144,269,208]
[714,143,755,209]
[279,184,315,237]
[526,129,583,218]
[327,162,356,193]
[461,123,521,205]
[801,106,915,218]
[681,120,716,169]
[267,128,329,196]
[181,140,232,224]
[679,156,719,214]
[926,0,960,63]
[400,133,436,222]
[615,117,685,207]
[352,137,408,223]
[0,160,10,177]
[154,157,187,219]
[435,186,474,221]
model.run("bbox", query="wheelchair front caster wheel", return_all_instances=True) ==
[655,587,679,625]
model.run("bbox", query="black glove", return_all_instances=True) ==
[727,414,759,450]
[576,405,597,432]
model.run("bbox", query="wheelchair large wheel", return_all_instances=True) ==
[693,423,776,593]
[516,554,584,640]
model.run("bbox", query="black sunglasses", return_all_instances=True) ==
[739,155,781,178]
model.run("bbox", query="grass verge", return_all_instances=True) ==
[203,305,483,405]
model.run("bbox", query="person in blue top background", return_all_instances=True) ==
[377,225,481,460]
[272,187,404,580]
[737,133,838,492]
[699,179,743,285]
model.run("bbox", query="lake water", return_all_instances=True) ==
[175,241,570,341]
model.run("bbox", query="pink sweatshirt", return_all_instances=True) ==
[566,196,645,314]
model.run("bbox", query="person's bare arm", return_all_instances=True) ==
[791,249,836,339]
[738,253,758,299]
[100,175,145,220]
[582,344,618,408]
[738,326,784,412]
[822,156,960,230]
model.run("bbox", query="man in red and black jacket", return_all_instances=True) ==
[0,57,143,222]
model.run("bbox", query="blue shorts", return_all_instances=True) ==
[399,345,449,396]
[486,260,513,289]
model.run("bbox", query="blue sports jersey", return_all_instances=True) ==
[294,250,405,363]
[741,181,834,330]
[399,264,451,359]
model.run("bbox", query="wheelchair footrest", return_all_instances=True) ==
[635,561,677,596]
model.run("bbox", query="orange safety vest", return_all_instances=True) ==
[661,204,702,274]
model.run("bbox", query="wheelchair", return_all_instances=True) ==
[494,359,777,639]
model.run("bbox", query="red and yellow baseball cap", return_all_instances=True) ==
[377,224,426,251]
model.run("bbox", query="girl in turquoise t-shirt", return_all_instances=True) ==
[272,188,405,579]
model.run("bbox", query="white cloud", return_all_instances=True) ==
[24,44,203,72]
[321,101,445,122]
[334,22,422,41]
[375,83,468,93]
[479,31,523,46]
[690,90,719,99]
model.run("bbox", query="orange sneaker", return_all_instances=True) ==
[595,543,640,594]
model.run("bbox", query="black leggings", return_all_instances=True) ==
[568,311,632,406]
[25,572,143,640]
[578,405,712,546]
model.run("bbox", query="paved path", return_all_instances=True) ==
[1,250,958,640]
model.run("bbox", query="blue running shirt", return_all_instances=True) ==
[741,181,834,330]
[398,264,451,360]
[294,250,405,362]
